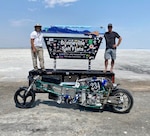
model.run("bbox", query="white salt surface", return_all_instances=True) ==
[0,49,150,82]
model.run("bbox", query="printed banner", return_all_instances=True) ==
[42,26,104,59]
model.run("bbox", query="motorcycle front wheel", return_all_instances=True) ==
[14,87,35,108]
[111,89,134,113]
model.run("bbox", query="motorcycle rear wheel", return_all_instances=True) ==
[14,87,35,108]
[111,89,133,113]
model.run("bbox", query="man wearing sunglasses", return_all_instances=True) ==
[104,23,122,73]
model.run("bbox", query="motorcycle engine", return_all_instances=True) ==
[86,79,106,106]
[86,92,103,106]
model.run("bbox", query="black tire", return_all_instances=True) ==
[111,89,134,113]
[14,87,35,108]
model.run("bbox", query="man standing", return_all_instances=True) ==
[104,23,122,72]
[30,24,45,71]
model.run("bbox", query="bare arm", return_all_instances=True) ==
[116,37,122,47]
[31,39,36,52]
[113,37,122,48]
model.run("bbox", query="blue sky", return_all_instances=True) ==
[0,0,150,49]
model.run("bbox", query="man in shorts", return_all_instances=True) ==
[30,24,45,71]
[104,23,122,72]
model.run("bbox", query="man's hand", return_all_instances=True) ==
[113,44,118,48]
[113,37,122,48]
[32,47,36,53]
[31,39,36,53]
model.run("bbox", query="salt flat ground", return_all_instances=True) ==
[0,82,150,136]
[0,49,150,136]
[0,49,150,82]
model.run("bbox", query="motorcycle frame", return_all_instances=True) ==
[27,75,120,108]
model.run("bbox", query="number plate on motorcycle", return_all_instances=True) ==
[89,80,101,92]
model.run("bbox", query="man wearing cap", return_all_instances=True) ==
[30,24,45,71]
[104,23,122,72]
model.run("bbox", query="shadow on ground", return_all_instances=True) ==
[32,99,114,113]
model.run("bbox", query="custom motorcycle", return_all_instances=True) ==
[14,74,133,113]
